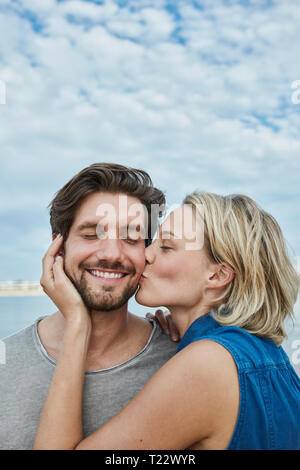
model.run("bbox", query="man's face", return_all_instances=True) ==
[63,192,147,312]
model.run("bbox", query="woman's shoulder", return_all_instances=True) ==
[171,337,238,386]
[179,316,291,372]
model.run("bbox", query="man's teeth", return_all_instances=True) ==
[89,270,124,279]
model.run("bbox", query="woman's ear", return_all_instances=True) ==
[209,264,235,288]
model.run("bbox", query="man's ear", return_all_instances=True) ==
[209,264,235,288]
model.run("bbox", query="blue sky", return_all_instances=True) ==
[0,0,299,297]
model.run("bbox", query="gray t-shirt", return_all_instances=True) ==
[0,317,177,450]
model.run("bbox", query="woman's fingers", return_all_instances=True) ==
[146,310,180,342]
[52,255,75,293]
[145,312,155,321]
[52,255,77,297]
[166,315,180,342]
[147,310,170,335]
[42,234,64,268]
[155,310,170,334]
[41,234,64,291]
[52,255,66,284]
[40,235,90,326]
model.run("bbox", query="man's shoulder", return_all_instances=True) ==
[144,318,178,357]
[122,318,177,379]
[0,316,48,371]
[128,313,178,356]
[2,315,50,344]
[2,321,36,344]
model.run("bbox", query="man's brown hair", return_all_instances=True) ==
[49,163,165,245]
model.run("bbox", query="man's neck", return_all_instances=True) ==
[88,305,132,353]
[37,306,153,371]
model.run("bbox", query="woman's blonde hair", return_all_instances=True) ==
[183,192,300,345]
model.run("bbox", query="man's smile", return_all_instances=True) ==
[85,268,129,283]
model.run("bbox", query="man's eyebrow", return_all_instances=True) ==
[75,222,98,232]
[75,221,146,234]
[120,223,146,236]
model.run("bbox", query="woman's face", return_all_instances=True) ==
[136,205,216,311]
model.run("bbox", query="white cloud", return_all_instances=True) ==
[0,0,300,281]
[58,0,118,22]
[140,8,175,40]
[20,0,57,13]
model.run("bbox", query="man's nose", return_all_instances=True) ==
[95,237,124,262]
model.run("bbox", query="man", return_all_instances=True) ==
[0,163,177,450]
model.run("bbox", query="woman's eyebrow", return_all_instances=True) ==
[160,230,177,239]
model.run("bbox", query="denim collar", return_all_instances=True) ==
[177,310,218,353]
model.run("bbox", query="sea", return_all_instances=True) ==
[0,296,299,376]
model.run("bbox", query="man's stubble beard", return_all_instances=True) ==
[68,270,139,312]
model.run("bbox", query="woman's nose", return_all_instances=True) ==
[145,243,155,264]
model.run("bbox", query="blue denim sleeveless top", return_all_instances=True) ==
[177,312,300,450]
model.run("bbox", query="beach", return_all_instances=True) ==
[0,282,45,297]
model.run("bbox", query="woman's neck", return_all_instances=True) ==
[167,304,213,339]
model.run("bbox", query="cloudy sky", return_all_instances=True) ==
[0,0,299,292]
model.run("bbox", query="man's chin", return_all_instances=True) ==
[69,272,139,312]
[81,286,138,312]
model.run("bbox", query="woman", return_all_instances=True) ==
[34,192,300,450]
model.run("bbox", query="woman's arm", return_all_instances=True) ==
[34,234,92,449]
[34,330,230,450]
[73,342,224,450]
[34,320,90,449]
[34,235,239,450]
